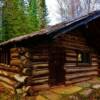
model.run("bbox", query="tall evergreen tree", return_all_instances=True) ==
[2,0,47,41]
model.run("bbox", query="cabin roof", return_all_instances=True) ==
[0,11,100,47]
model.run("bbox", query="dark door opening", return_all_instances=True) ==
[49,47,66,85]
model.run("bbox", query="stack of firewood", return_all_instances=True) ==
[10,47,29,70]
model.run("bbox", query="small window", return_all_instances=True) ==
[77,52,90,64]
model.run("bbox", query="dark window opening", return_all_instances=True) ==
[77,52,90,64]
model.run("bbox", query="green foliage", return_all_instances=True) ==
[2,0,47,41]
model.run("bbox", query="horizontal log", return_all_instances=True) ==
[32,56,48,59]
[32,63,48,68]
[0,70,19,79]
[60,35,86,42]
[60,36,86,43]
[33,70,49,76]
[65,71,98,79]
[0,76,17,86]
[33,79,48,84]
[64,67,97,73]
[32,76,49,81]
[0,66,20,73]
[64,63,76,67]
[65,77,92,85]
[62,42,89,48]
[10,59,21,66]
[61,41,87,48]
[0,63,10,67]
[66,53,77,57]
[65,49,76,53]
[63,45,89,51]
[32,73,49,78]
[66,57,77,61]
[32,84,49,91]
[0,81,14,93]
[32,66,48,69]
[91,62,98,66]
[32,59,48,62]
[91,58,98,61]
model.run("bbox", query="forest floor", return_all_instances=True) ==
[1,78,100,100]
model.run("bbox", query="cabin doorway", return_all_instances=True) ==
[49,47,66,86]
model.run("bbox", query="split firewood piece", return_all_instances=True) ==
[10,48,19,53]
[24,52,30,58]
[10,59,21,66]
[14,74,28,83]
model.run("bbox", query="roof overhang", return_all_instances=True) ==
[0,11,100,48]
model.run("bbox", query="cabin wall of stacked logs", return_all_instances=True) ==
[0,47,31,93]
[0,31,99,93]
[55,32,99,84]
[10,45,49,91]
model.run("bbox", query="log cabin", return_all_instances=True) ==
[0,11,100,93]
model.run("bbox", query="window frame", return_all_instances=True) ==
[76,51,91,66]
